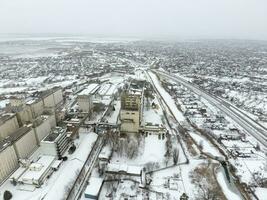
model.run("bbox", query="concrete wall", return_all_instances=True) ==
[77,95,92,113]
[16,106,33,125]
[53,89,63,106]
[14,129,37,159]
[120,110,140,133]
[47,114,56,128]
[30,100,44,118]
[40,142,57,157]
[0,145,19,184]
[34,119,51,144]
[0,115,19,139]
[43,94,55,108]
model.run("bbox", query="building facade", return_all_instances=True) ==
[0,144,19,184]
[120,91,142,134]
[40,127,69,158]
[33,115,52,144]
[77,95,93,113]
[12,127,38,159]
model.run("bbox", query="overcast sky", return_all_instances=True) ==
[0,0,267,40]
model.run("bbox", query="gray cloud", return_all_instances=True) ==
[0,0,266,40]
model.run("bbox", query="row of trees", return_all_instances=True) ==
[164,133,179,166]
[106,130,141,159]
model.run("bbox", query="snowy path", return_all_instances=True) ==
[216,167,243,200]
[147,71,185,122]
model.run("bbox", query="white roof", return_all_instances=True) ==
[51,160,62,169]
[106,84,117,96]
[18,155,55,182]
[106,163,142,175]
[79,84,99,95]
[98,83,111,96]
[85,177,103,196]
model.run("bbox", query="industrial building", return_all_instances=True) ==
[12,126,38,159]
[120,89,143,134]
[0,113,19,139]
[24,87,63,119]
[40,127,69,158]
[0,143,19,184]
[0,88,62,185]
[77,83,99,113]
[0,126,38,184]
[17,155,56,187]
[8,97,34,126]
[26,98,44,119]
[33,115,53,144]
[39,87,63,108]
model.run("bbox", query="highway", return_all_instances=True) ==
[151,69,267,148]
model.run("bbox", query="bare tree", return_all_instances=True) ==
[165,133,172,158]
[190,163,224,200]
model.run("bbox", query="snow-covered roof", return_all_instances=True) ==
[18,155,55,184]
[84,177,103,196]
[106,163,142,176]
[79,83,99,95]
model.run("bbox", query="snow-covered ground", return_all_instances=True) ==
[111,134,166,166]
[216,167,242,200]
[148,71,185,122]
[189,131,222,158]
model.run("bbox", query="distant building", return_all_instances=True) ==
[40,127,69,158]
[120,89,143,134]
[24,87,63,119]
